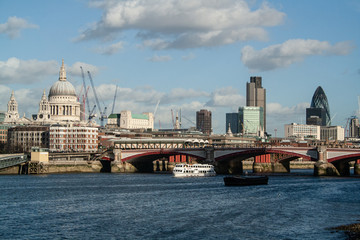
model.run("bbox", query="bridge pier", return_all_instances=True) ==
[253,162,289,173]
[313,146,340,176]
[215,157,243,175]
[205,147,214,163]
[111,161,138,173]
[355,160,360,175]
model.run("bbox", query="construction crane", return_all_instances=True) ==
[183,115,196,126]
[87,71,107,127]
[80,66,96,122]
[111,85,118,114]
[153,100,160,129]
[171,109,175,129]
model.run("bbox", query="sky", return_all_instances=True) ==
[0,0,359,137]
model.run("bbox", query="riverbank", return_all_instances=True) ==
[330,222,360,239]
[0,160,315,175]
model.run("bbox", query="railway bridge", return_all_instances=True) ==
[111,141,360,176]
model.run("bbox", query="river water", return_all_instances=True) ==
[0,171,359,239]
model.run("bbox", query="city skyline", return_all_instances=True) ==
[1,0,359,136]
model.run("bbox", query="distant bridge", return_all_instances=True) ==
[0,154,28,170]
[112,146,360,176]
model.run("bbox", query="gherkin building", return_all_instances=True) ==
[310,86,331,126]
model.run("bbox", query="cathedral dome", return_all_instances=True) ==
[49,80,76,97]
[48,59,77,97]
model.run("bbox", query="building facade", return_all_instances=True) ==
[239,106,264,137]
[307,86,331,126]
[107,111,154,130]
[321,126,345,141]
[306,107,326,126]
[284,123,320,140]
[4,60,82,126]
[349,117,359,138]
[0,125,10,144]
[226,113,239,134]
[7,126,50,152]
[246,76,266,131]
[49,126,98,152]
[196,109,212,135]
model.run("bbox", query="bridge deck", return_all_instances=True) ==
[0,154,28,169]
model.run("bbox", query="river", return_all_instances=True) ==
[0,171,359,239]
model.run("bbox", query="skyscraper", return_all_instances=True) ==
[196,109,212,135]
[239,106,264,137]
[246,76,266,131]
[226,113,239,134]
[306,86,331,126]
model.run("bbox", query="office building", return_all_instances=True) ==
[196,109,212,135]
[284,123,320,140]
[306,108,326,126]
[239,106,264,137]
[349,117,359,138]
[306,86,331,126]
[226,113,239,134]
[320,126,344,141]
[49,126,98,152]
[7,126,50,152]
[246,76,266,131]
[107,111,154,130]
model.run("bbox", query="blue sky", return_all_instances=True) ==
[0,0,359,136]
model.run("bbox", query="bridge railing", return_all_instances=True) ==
[0,154,28,169]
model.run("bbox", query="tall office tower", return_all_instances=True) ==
[246,76,266,131]
[306,108,326,126]
[306,86,331,126]
[349,117,359,138]
[226,113,239,134]
[196,109,212,135]
[238,106,264,137]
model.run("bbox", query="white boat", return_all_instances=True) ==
[172,163,216,177]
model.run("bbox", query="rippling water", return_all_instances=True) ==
[0,172,359,239]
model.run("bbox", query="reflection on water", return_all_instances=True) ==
[0,172,359,239]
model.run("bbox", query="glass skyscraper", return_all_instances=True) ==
[306,86,331,126]
[239,106,264,136]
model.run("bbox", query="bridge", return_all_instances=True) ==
[0,154,28,171]
[111,144,360,176]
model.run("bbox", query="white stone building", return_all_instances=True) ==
[4,60,82,126]
[37,59,81,123]
[284,123,321,140]
[320,126,344,141]
[107,110,154,130]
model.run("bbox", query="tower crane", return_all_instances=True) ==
[111,85,118,114]
[80,66,96,122]
[87,71,107,127]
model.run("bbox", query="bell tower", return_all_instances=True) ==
[4,91,20,122]
[37,90,51,121]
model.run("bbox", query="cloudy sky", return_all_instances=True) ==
[1,0,359,136]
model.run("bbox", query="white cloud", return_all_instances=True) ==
[267,102,309,116]
[266,102,310,135]
[0,58,58,84]
[0,58,99,85]
[182,53,196,61]
[147,55,172,62]
[241,39,355,72]
[95,41,124,55]
[162,88,209,103]
[77,0,285,49]
[66,61,100,77]
[0,16,38,39]
[205,87,245,107]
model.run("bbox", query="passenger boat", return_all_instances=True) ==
[172,163,216,177]
[223,175,268,186]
